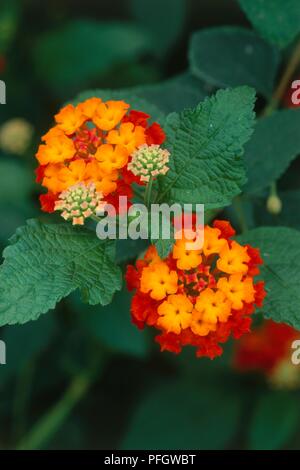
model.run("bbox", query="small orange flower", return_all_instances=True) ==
[42,163,66,194]
[140,262,178,300]
[36,134,75,165]
[56,159,87,190]
[93,100,129,131]
[126,220,266,359]
[173,237,202,270]
[95,144,128,174]
[55,104,86,135]
[107,122,146,154]
[217,240,250,274]
[203,226,227,256]
[42,126,65,143]
[194,288,231,324]
[77,97,102,119]
[157,294,193,334]
[217,274,255,310]
[85,160,118,195]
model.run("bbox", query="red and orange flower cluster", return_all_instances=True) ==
[35,98,165,213]
[234,320,300,389]
[126,220,266,359]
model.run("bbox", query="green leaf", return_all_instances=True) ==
[127,72,207,115]
[249,391,300,449]
[129,0,187,57]
[244,109,300,194]
[33,20,152,96]
[237,226,300,329]
[0,220,122,326]
[73,89,164,123]
[122,380,242,449]
[160,86,256,209]
[153,237,174,259]
[70,288,149,358]
[150,212,175,258]
[73,71,207,120]
[239,0,300,49]
[116,238,148,264]
[189,27,280,99]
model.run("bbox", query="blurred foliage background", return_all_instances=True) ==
[1,0,300,451]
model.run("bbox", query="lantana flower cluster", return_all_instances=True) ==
[35,98,166,215]
[126,220,266,359]
[234,320,300,389]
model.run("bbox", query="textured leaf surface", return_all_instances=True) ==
[122,380,242,449]
[160,86,256,208]
[239,0,300,49]
[190,27,280,98]
[237,226,300,329]
[244,109,300,194]
[0,220,122,326]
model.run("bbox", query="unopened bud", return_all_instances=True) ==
[266,194,282,215]
[269,358,300,390]
[128,144,170,182]
[54,182,105,225]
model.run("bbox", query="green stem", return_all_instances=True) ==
[144,177,153,209]
[90,214,102,223]
[16,360,100,450]
[270,181,277,197]
[233,196,248,233]
[11,360,35,443]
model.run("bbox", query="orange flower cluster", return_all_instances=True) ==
[35,98,165,212]
[126,220,266,359]
[234,320,300,389]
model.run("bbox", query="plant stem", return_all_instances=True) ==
[263,37,300,116]
[270,181,277,197]
[90,214,101,223]
[16,360,100,450]
[144,177,153,209]
[11,360,35,443]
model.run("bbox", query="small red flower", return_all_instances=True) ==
[146,122,166,145]
[39,192,57,213]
